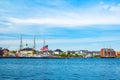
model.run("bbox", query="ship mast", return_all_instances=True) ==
[33,35,36,49]
[20,35,22,50]
[43,39,45,47]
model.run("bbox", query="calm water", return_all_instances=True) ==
[0,58,120,80]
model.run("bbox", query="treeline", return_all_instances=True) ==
[52,52,100,58]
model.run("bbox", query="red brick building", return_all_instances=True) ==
[116,51,120,57]
[100,48,116,58]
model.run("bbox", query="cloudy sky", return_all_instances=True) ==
[0,0,120,51]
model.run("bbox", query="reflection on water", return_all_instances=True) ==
[0,58,120,80]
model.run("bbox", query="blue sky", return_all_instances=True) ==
[0,0,120,51]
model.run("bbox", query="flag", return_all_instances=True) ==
[40,45,48,51]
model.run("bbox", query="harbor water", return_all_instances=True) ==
[0,58,120,80]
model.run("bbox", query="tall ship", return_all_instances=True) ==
[17,35,51,58]
[17,35,36,57]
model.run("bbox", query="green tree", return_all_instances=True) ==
[74,53,79,57]
[60,52,67,57]
[93,54,100,58]
[10,50,17,54]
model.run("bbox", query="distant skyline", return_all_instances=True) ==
[0,0,120,51]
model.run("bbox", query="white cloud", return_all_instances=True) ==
[109,4,120,12]
[0,1,120,29]
[100,2,120,12]
[8,14,120,27]
[100,2,110,10]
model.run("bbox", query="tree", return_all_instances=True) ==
[60,52,67,57]
[74,53,79,57]
[10,50,17,54]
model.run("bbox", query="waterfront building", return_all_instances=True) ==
[85,51,93,58]
[71,51,76,54]
[115,51,120,57]
[54,49,62,54]
[0,48,10,57]
[79,50,89,54]
[0,47,4,57]
[3,49,10,57]
[92,51,100,55]
[75,51,79,54]
[19,44,36,57]
[100,48,116,58]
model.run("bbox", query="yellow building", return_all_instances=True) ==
[19,44,35,57]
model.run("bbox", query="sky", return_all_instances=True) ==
[0,0,120,51]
